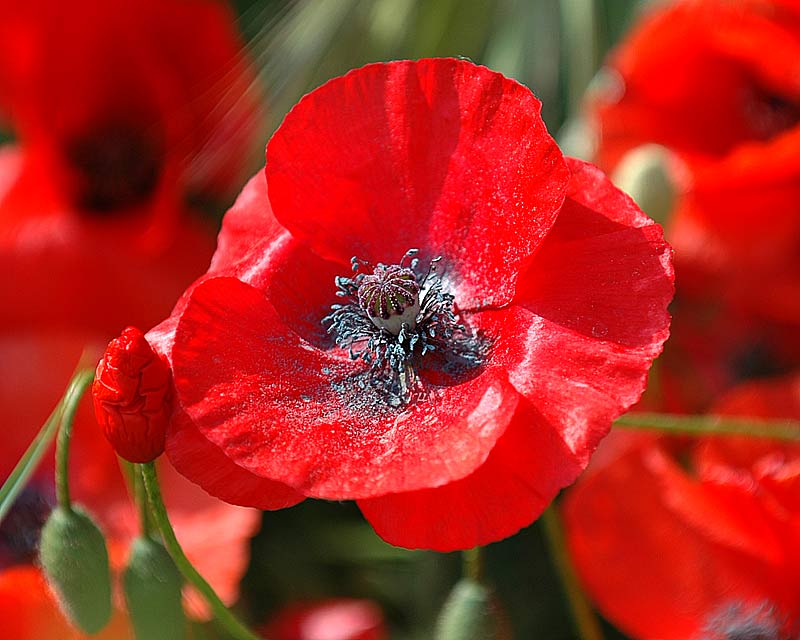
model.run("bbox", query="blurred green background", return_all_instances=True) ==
[218,1,651,638]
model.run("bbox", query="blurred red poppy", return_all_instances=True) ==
[0,566,131,639]
[260,599,388,640]
[591,0,800,409]
[0,0,263,333]
[132,58,673,551]
[564,375,800,639]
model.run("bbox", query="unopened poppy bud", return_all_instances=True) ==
[93,326,172,463]
[124,537,186,640]
[612,143,677,225]
[434,579,498,640]
[39,506,112,634]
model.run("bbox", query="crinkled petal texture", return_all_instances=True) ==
[358,158,673,549]
[165,59,673,550]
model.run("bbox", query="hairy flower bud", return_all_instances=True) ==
[124,537,186,640]
[39,506,112,634]
[93,326,171,463]
[434,579,499,640]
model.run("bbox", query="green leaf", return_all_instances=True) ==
[0,368,93,524]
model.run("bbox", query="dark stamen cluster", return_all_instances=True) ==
[323,249,483,405]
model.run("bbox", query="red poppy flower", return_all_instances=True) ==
[563,375,800,639]
[0,333,261,630]
[137,59,673,551]
[0,0,262,333]
[260,599,387,640]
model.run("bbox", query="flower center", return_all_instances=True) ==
[324,249,484,405]
[65,121,165,214]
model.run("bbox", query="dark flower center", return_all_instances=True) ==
[324,249,484,406]
[744,83,800,143]
[65,121,165,214]
[0,484,54,569]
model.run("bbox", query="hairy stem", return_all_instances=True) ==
[141,462,260,640]
[54,369,95,510]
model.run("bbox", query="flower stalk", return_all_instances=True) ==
[541,505,604,640]
[462,547,485,584]
[0,367,94,523]
[55,369,95,509]
[615,412,800,440]
[140,461,260,640]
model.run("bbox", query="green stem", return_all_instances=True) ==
[54,369,95,509]
[462,547,484,584]
[134,465,153,538]
[560,0,599,116]
[0,399,64,524]
[141,462,260,640]
[615,412,800,441]
[541,506,604,640]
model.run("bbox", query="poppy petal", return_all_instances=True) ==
[478,159,673,465]
[265,58,569,309]
[358,398,584,551]
[171,276,519,499]
[165,408,305,511]
[563,436,775,640]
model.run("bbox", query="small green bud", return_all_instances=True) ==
[612,143,677,225]
[124,537,186,640]
[434,578,497,640]
[39,505,112,634]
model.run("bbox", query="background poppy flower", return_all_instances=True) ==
[563,374,800,640]
[0,3,263,627]
[144,58,673,551]
[0,0,264,333]
[588,0,800,410]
